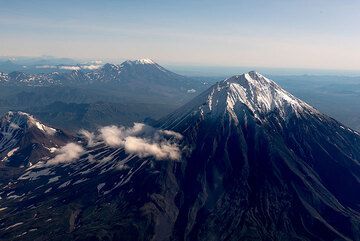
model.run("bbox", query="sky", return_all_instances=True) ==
[1,0,360,71]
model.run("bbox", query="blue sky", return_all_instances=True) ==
[1,0,360,70]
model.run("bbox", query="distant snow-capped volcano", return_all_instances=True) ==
[0,59,207,98]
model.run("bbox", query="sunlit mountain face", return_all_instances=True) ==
[1,72,359,241]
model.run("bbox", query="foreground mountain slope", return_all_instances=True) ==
[159,71,360,241]
[0,118,183,241]
[1,72,360,241]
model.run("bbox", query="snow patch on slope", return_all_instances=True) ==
[33,120,56,135]
[4,111,57,135]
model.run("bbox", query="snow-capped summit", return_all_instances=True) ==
[222,71,319,120]
[121,58,172,75]
[156,71,360,241]
[163,71,320,128]
[124,58,156,65]
[135,58,156,65]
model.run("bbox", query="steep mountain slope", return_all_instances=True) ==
[0,111,71,167]
[0,118,184,240]
[159,71,360,241]
[270,74,360,132]
[1,72,360,241]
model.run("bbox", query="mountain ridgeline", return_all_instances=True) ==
[0,72,360,241]
[0,59,210,131]
[0,112,70,167]
[0,59,205,93]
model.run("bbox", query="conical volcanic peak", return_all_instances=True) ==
[120,58,170,73]
[162,71,322,130]
[221,71,319,121]
[158,72,360,241]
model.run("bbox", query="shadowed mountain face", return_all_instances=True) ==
[160,72,360,240]
[0,72,360,241]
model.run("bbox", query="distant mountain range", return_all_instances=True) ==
[0,58,209,102]
[1,72,359,240]
[0,59,211,131]
[0,59,206,91]
[2,58,360,133]
[0,59,208,108]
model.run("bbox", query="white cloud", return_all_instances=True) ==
[47,143,84,165]
[35,65,57,69]
[81,64,101,70]
[159,130,183,140]
[97,123,182,160]
[124,136,180,160]
[91,60,103,64]
[36,64,101,71]
[99,123,153,147]
[79,129,96,146]
[59,66,81,70]
[99,125,125,147]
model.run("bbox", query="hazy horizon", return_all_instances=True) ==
[1,0,360,71]
[2,54,360,76]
